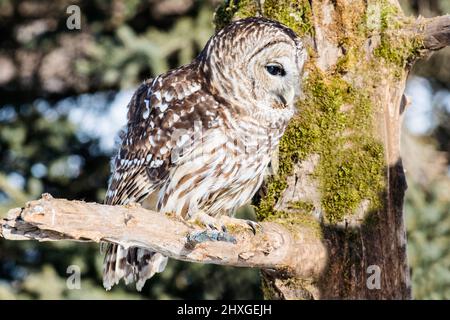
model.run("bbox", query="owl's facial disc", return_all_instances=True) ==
[250,41,304,110]
[201,17,306,120]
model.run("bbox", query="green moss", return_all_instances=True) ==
[214,0,314,36]
[265,211,323,239]
[335,51,353,74]
[214,0,260,30]
[379,2,400,31]
[288,200,314,212]
[300,72,385,223]
[256,177,287,220]
[256,69,385,224]
[318,139,385,222]
[374,35,423,69]
[372,0,424,69]
[263,0,314,36]
[224,222,250,234]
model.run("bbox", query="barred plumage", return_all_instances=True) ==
[103,17,307,291]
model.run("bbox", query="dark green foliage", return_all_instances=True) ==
[405,181,450,299]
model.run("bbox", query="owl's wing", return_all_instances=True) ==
[105,71,221,206]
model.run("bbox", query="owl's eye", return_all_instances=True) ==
[265,63,286,77]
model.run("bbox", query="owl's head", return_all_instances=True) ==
[200,17,307,123]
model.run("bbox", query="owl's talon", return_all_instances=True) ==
[246,220,262,235]
[208,223,218,230]
[189,211,224,231]
[186,211,238,244]
[216,216,261,235]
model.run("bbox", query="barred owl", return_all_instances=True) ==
[103,17,307,291]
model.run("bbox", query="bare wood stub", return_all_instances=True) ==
[0,194,327,278]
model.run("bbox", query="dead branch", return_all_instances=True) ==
[418,15,450,51]
[0,194,327,278]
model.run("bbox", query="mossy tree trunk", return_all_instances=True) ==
[215,0,450,299]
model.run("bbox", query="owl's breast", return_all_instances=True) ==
[156,117,281,219]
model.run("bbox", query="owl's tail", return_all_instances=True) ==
[102,243,168,291]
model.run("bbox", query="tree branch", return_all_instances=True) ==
[0,194,327,278]
[418,15,450,51]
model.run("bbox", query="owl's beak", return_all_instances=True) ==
[276,93,287,106]
[285,86,296,107]
[272,85,296,110]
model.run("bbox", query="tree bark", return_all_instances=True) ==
[214,0,450,299]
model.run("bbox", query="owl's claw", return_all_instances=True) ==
[186,212,261,246]
[217,215,262,235]
[186,211,235,245]
[246,220,263,235]
[189,210,224,231]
